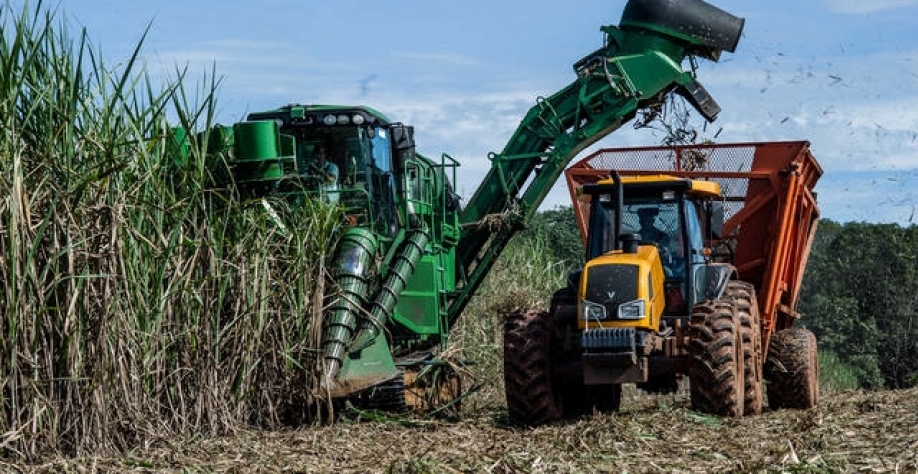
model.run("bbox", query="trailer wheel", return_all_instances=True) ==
[504,308,562,425]
[765,327,819,410]
[727,281,764,416]
[688,297,745,418]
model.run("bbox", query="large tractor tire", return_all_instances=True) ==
[728,281,764,416]
[765,327,819,410]
[688,294,746,418]
[503,308,562,425]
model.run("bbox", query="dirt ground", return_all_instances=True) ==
[11,387,918,473]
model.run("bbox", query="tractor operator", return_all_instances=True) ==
[637,207,669,247]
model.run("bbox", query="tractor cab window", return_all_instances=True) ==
[586,196,680,263]
[622,203,678,250]
[622,200,688,315]
[683,200,706,264]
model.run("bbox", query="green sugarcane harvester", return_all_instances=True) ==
[179,0,748,412]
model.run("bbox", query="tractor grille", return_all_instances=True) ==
[584,264,638,320]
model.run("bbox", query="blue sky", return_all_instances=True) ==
[19,0,918,224]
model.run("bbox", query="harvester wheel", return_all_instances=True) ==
[765,327,819,410]
[504,308,562,425]
[688,297,745,418]
[349,374,409,413]
[727,281,764,416]
[404,362,463,418]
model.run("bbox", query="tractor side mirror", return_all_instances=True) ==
[710,202,725,239]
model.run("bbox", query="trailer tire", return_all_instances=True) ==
[504,308,562,425]
[688,297,745,418]
[765,327,819,410]
[727,281,764,416]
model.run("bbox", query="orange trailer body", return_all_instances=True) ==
[564,141,822,351]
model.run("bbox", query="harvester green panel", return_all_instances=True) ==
[392,251,453,336]
[232,120,296,182]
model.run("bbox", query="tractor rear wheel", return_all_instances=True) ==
[688,296,746,418]
[728,281,764,416]
[504,308,562,425]
[765,327,819,410]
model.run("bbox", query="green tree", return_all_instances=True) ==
[799,221,918,389]
[518,206,584,269]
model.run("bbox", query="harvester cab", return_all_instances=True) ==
[230,105,408,236]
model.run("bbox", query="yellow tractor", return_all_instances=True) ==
[505,142,821,423]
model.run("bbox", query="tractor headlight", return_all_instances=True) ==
[617,299,646,320]
[323,114,337,126]
[581,300,607,321]
[352,114,365,125]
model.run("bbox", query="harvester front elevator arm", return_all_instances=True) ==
[449,0,744,323]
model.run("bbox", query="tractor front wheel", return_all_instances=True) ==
[504,308,562,425]
[688,296,746,418]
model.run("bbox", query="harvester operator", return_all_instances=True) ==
[315,145,340,204]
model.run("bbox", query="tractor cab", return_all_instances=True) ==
[579,175,723,330]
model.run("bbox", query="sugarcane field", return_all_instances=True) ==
[2,1,918,472]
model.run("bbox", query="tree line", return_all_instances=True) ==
[798,219,918,390]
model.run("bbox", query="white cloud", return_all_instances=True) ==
[823,0,918,14]
[131,29,918,224]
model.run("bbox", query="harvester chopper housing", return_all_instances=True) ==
[167,0,820,417]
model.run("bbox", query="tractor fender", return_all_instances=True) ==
[695,262,737,301]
